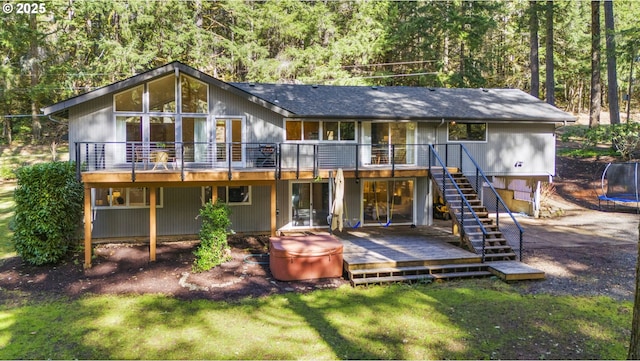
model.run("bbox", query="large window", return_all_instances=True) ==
[286,120,356,141]
[93,187,163,208]
[113,72,211,165]
[448,122,487,142]
[114,85,143,112]
[202,186,251,205]
[148,75,176,112]
[181,75,208,113]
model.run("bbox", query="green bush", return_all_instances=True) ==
[193,200,232,272]
[12,162,84,265]
[562,123,640,160]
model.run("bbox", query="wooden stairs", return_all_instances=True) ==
[431,169,517,262]
[347,262,492,286]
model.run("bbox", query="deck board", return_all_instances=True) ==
[331,222,544,281]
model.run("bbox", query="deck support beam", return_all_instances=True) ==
[83,185,92,268]
[149,186,157,262]
[271,182,277,236]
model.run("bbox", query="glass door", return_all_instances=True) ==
[214,118,245,167]
[363,179,414,225]
[291,182,329,227]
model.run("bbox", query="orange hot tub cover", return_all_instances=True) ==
[269,235,344,281]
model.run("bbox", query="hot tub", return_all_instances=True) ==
[269,235,344,281]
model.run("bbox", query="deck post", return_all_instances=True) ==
[149,186,157,262]
[271,182,277,236]
[83,185,92,268]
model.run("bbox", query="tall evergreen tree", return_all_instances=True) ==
[604,0,620,124]
[545,1,555,105]
[529,1,540,98]
[590,0,602,128]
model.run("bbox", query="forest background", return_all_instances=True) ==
[1,0,640,144]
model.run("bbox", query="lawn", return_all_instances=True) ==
[0,281,633,360]
[0,161,634,360]
[0,182,15,259]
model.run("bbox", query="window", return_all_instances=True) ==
[202,186,251,205]
[324,121,355,141]
[448,122,487,142]
[286,120,356,141]
[93,187,163,208]
[114,85,143,112]
[148,75,176,112]
[181,74,208,113]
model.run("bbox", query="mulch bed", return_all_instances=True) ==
[0,235,347,302]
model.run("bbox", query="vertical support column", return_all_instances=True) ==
[149,186,157,262]
[211,185,217,203]
[271,182,277,236]
[83,185,92,269]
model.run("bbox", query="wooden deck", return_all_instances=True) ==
[329,221,545,285]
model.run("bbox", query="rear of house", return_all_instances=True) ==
[42,61,575,267]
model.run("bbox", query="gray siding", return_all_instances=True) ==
[69,94,113,161]
[92,186,273,238]
[436,123,556,176]
[210,86,283,143]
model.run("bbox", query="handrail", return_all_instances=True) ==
[458,144,524,260]
[428,144,490,261]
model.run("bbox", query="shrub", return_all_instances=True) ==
[569,123,640,160]
[193,200,232,272]
[12,162,84,265]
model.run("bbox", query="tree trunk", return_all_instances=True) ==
[545,1,555,106]
[604,0,620,124]
[29,13,41,142]
[590,1,602,128]
[529,1,540,98]
[628,221,640,359]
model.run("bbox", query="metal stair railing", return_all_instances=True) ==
[428,144,490,262]
[432,143,524,261]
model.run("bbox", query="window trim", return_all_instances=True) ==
[92,187,164,210]
[285,119,357,142]
[201,186,252,206]
[447,122,488,143]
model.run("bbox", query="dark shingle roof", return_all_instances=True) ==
[230,83,576,123]
[42,61,575,123]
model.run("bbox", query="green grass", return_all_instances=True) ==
[0,183,15,259]
[0,281,633,359]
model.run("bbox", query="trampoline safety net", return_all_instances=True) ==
[599,163,640,209]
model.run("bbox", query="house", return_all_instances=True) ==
[42,61,576,268]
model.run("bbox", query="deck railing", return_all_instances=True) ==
[429,144,525,261]
[75,141,428,180]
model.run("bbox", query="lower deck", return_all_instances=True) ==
[281,221,545,285]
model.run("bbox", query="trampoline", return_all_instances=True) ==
[597,162,640,213]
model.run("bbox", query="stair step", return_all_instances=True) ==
[430,271,493,279]
[483,253,517,260]
[351,274,434,286]
[349,265,435,277]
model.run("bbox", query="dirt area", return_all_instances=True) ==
[0,138,639,303]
